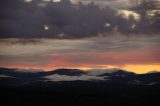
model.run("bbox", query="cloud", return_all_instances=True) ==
[116,10,141,22]
[0,75,15,78]
[0,34,159,69]
[0,39,42,45]
[0,34,159,55]
[44,74,104,81]
[0,0,159,38]
[72,0,137,8]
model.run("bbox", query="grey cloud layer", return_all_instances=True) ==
[0,34,159,56]
[0,34,159,66]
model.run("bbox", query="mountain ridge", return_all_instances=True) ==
[0,67,160,85]
[1,67,159,75]
[0,67,160,106]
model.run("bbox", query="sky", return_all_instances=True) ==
[0,0,160,73]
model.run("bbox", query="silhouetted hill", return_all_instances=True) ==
[0,68,160,106]
[100,69,135,77]
[47,69,86,76]
[0,67,160,87]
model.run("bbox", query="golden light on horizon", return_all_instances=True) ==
[122,65,160,74]
[2,64,160,74]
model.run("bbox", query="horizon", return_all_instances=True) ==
[1,66,160,74]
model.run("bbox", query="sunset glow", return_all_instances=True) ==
[0,0,160,74]
[1,64,160,74]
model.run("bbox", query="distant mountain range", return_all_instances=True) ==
[0,67,160,86]
[0,67,160,106]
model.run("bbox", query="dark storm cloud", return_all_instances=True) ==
[0,0,160,38]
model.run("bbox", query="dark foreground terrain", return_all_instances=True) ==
[0,68,160,106]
